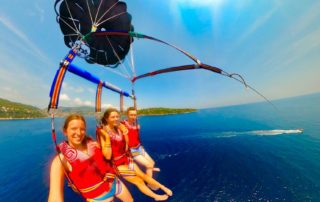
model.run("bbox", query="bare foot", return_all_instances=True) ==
[147,183,160,191]
[161,186,172,196]
[154,194,168,201]
[153,167,160,172]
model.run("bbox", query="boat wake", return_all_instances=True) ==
[219,129,303,137]
[249,129,303,136]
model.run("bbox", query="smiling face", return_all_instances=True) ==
[106,111,120,128]
[63,119,86,148]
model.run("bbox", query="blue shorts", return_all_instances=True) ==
[130,145,145,158]
[91,178,121,201]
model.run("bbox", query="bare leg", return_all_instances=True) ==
[134,155,155,178]
[115,180,133,202]
[133,155,159,190]
[118,165,170,201]
[133,163,172,196]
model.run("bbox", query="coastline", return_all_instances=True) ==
[138,110,197,117]
[0,117,48,121]
[0,110,197,120]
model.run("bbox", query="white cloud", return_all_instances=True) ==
[74,98,94,107]
[259,26,320,75]
[0,56,50,107]
[88,88,96,94]
[286,1,320,38]
[62,82,84,93]
[236,6,279,46]
[60,93,70,101]
[34,2,45,23]
[102,103,114,109]
[0,15,51,65]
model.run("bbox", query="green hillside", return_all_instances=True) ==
[52,106,97,117]
[52,107,197,116]
[0,98,197,119]
[0,98,47,119]
[138,107,197,116]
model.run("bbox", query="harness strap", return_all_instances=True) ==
[120,94,124,114]
[95,81,103,112]
[79,173,115,193]
[48,49,77,110]
[51,113,84,196]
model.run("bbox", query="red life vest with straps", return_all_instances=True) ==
[59,138,115,199]
[106,127,130,166]
[122,120,141,148]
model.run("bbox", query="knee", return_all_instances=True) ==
[119,193,133,202]
[127,196,134,202]
[145,161,155,169]
[131,177,145,186]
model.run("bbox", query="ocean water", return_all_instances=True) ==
[0,93,319,201]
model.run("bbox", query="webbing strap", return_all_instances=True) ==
[120,94,124,114]
[95,81,103,112]
[48,49,77,110]
[49,65,68,109]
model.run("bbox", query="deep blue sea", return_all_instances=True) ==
[1,93,320,202]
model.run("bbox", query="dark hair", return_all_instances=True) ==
[126,107,136,114]
[101,108,119,125]
[63,114,86,131]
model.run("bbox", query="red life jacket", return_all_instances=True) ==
[59,138,115,199]
[122,120,141,148]
[107,128,130,166]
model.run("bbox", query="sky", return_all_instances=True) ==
[0,0,319,109]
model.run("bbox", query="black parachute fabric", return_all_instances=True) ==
[56,0,133,66]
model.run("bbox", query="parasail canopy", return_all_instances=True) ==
[55,0,133,66]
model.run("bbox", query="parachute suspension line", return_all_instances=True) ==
[129,32,202,65]
[132,83,137,110]
[120,36,136,79]
[93,0,106,25]
[129,35,136,78]
[64,33,80,37]
[96,11,128,27]
[96,1,120,25]
[85,0,94,27]
[48,47,86,198]
[220,70,278,111]
[58,17,83,38]
[126,31,276,110]
[117,27,136,79]
[51,113,59,151]
[131,83,141,144]
[101,64,131,78]
[105,36,131,80]
[229,73,248,88]
[64,0,81,36]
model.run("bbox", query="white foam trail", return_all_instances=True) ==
[218,129,303,137]
[250,129,303,136]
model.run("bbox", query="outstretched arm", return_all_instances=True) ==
[48,156,65,202]
[99,129,112,160]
